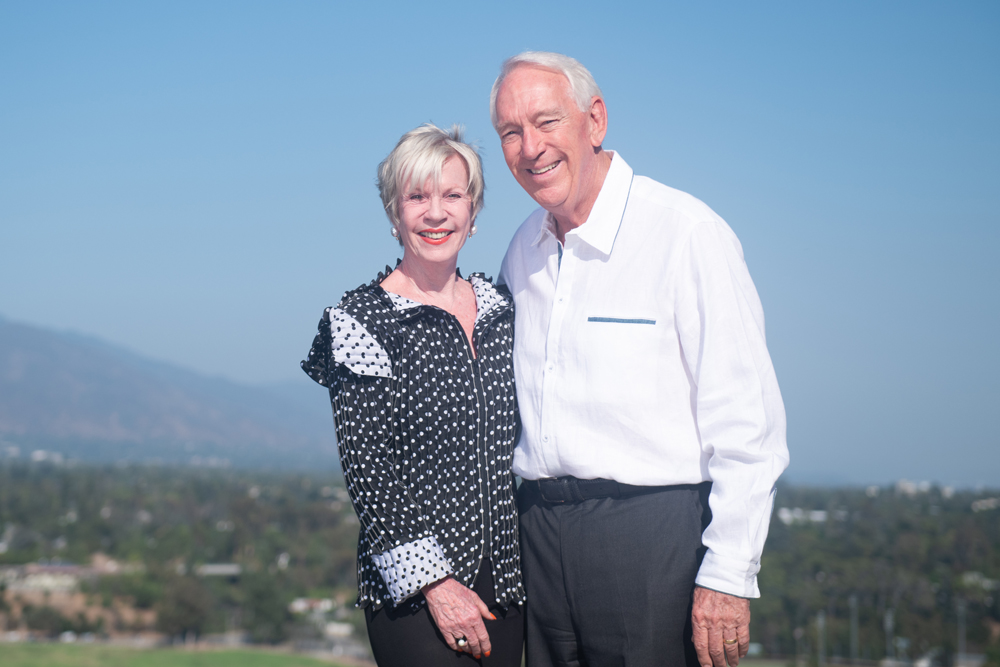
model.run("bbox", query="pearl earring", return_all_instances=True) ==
[390,226,399,238]
[468,225,478,238]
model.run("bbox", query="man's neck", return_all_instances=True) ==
[551,149,613,245]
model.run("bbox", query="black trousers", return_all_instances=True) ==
[518,480,711,667]
[365,559,524,667]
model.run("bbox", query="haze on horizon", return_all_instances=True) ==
[1,1,997,487]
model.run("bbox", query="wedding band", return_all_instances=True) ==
[724,638,738,645]
[457,637,468,647]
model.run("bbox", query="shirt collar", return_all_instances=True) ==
[382,272,510,325]
[530,151,634,257]
[469,273,510,324]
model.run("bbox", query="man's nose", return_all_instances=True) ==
[521,127,544,160]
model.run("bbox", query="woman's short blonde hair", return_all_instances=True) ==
[377,124,485,232]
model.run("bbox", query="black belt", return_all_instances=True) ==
[525,476,684,504]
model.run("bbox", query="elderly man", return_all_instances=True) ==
[494,52,790,667]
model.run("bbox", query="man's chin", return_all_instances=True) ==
[522,186,566,212]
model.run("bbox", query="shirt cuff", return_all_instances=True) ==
[371,536,453,605]
[695,551,761,599]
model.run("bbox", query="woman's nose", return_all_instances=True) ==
[426,195,445,220]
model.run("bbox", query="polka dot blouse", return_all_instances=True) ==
[302,268,525,611]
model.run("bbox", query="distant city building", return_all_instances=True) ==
[289,598,335,614]
[777,507,833,525]
[194,563,242,577]
[971,497,999,512]
[324,622,353,638]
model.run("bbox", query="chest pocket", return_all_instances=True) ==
[577,315,662,412]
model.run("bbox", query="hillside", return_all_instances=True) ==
[0,315,336,469]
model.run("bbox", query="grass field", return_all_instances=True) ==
[0,644,792,667]
[0,643,358,667]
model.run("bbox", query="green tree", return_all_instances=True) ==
[155,576,213,640]
[242,573,292,644]
[22,605,73,637]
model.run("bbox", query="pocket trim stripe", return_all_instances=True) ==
[587,317,657,325]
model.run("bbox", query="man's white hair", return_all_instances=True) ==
[376,123,485,243]
[489,51,603,130]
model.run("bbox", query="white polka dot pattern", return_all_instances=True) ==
[385,291,421,311]
[302,268,524,610]
[323,308,395,378]
[371,535,453,603]
[470,274,507,325]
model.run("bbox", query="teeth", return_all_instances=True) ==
[529,162,558,175]
[420,231,450,239]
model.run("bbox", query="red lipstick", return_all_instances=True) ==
[418,228,453,245]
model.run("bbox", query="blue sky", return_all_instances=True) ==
[1,1,997,486]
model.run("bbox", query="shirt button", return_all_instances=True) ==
[557,297,564,303]
[546,363,554,372]
[542,435,549,443]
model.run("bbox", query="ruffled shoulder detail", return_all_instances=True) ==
[338,264,395,305]
[327,307,394,378]
[468,273,510,325]
[301,267,398,385]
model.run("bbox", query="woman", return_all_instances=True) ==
[302,124,524,666]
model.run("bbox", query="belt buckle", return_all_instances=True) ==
[538,478,567,504]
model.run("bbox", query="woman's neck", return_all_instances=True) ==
[383,256,463,306]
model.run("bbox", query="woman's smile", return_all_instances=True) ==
[418,228,454,244]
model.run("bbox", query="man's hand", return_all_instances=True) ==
[692,586,751,667]
[422,576,495,659]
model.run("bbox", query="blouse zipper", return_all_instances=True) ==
[435,300,505,591]
[469,316,493,579]
[456,308,501,584]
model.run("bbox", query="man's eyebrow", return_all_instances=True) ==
[497,107,566,134]
[530,107,564,122]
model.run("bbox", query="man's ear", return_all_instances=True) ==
[588,96,608,148]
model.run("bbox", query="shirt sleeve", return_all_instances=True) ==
[303,311,453,604]
[673,220,790,598]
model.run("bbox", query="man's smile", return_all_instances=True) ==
[528,161,560,175]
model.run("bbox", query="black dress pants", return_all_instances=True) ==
[518,480,711,667]
[365,558,524,667]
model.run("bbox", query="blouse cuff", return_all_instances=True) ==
[372,536,453,605]
[695,551,761,599]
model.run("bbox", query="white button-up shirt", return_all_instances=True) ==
[499,152,789,598]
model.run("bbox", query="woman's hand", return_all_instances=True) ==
[422,575,495,658]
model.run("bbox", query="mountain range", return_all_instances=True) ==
[0,315,337,469]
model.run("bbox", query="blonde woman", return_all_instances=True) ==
[303,124,524,666]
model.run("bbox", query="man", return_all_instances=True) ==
[494,51,790,667]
